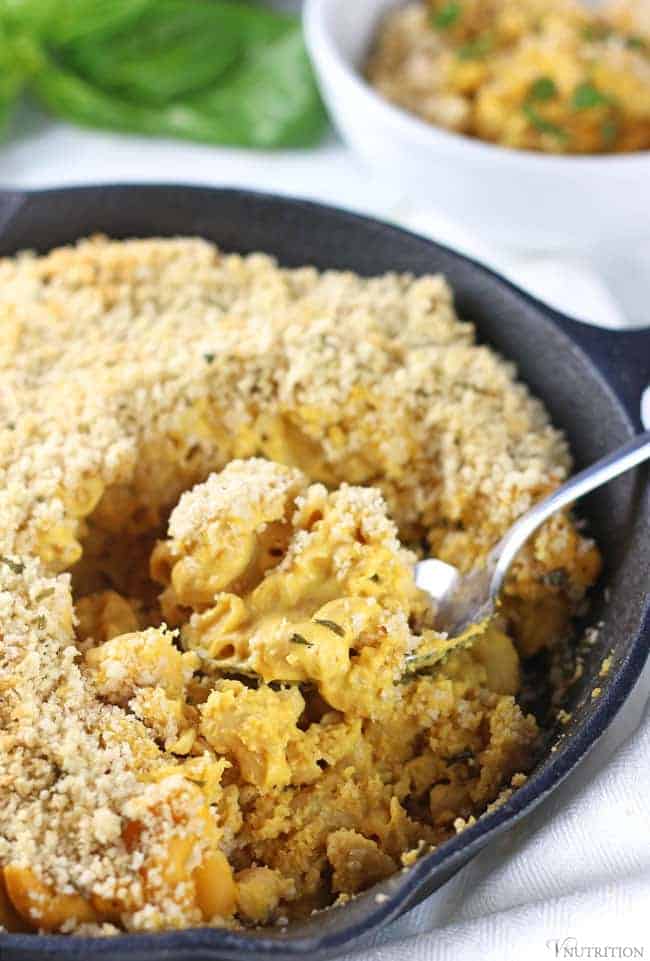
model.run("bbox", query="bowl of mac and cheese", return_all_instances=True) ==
[304,0,650,249]
[366,0,650,155]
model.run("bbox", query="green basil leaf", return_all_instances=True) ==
[61,0,243,105]
[22,0,327,149]
[33,20,327,150]
[0,22,42,137]
[185,21,327,148]
[0,60,24,135]
[1,0,152,45]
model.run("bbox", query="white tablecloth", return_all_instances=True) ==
[1,116,648,961]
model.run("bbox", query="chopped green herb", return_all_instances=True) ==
[522,76,565,138]
[35,587,56,602]
[572,82,610,110]
[522,104,567,139]
[398,653,440,682]
[582,23,612,42]
[456,33,492,60]
[370,573,381,583]
[203,352,215,364]
[431,1,461,30]
[543,568,568,588]
[0,555,25,575]
[314,619,345,637]
[290,632,310,646]
[601,117,619,147]
[528,76,558,103]
[35,615,47,630]
[626,35,646,51]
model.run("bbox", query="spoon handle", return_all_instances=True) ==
[490,430,650,603]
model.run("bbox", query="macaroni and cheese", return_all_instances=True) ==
[367,0,650,154]
[0,237,600,934]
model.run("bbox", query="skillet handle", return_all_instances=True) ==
[549,312,650,432]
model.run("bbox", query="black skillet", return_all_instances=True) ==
[0,185,648,961]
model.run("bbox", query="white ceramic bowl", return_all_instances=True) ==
[304,0,650,252]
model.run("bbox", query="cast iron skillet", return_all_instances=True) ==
[0,185,648,961]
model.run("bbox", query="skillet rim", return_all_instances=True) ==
[0,183,648,961]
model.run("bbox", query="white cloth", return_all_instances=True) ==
[1,116,648,961]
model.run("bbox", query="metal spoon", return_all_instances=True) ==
[409,430,650,670]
